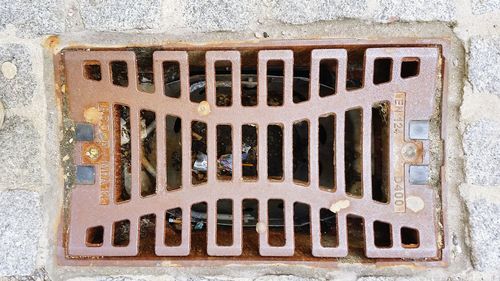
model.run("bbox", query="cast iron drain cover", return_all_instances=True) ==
[57,39,447,265]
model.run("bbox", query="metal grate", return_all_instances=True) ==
[59,41,445,264]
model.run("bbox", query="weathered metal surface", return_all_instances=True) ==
[60,41,445,263]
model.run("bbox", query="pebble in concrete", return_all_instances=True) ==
[78,0,161,31]
[0,190,41,276]
[0,0,64,35]
[468,37,500,96]
[375,0,456,22]
[0,116,42,190]
[0,44,37,109]
[462,120,500,186]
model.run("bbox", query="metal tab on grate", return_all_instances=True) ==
[59,41,446,264]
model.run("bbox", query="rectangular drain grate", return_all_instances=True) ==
[57,40,447,265]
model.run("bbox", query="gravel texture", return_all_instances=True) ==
[375,0,456,22]
[468,37,500,96]
[0,0,63,36]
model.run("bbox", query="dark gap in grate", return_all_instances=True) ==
[242,124,258,180]
[217,199,234,246]
[345,108,363,197]
[86,225,104,247]
[215,61,233,107]
[113,219,131,247]
[165,208,182,246]
[373,58,392,85]
[114,104,131,202]
[136,50,154,93]
[267,124,284,181]
[163,61,181,98]
[373,220,392,248]
[401,57,420,78]
[293,51,311,103]
[188,51,207,103]
[191,202,208,256]
[401,227,420,248]
[346,48,365,90]
[140,110,156,197]
[267,60,285,106]
[347,215,365,257]
[166,115,182,191]
[242,199,259,256]
[319,59,338,97]
[217,125,233,180]
[372,101,390,203]
[111,61,129,87]
[293,202,311,255]
[139,214,156,256]
[268,199,285,247]
[241,52,258,107]
[191,121,207,185]
[319,114,336,190]
[320,208,338,247]
[83,60,102,81]
[293,120,309,185]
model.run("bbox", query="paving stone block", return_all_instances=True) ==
[78,0,161,31]
[185,0,259,31]
[471,0,500,14]
[0,0,64,35]
[375,0,456,22]
[468,37,500,96]
[462,120,500,186]
[0,44,37,109]
[0,116,42,190]
[0,190,41,276]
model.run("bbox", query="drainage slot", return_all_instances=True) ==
[346,49,365,90]
[111,61,129,87]
[83,61,102,81]
[267,124,283,181]
[241,60,258,107]
[136,51,154,93]
[320,208,338,247]
[293,51,311,103]
[372,102,390,203]
[319,59,337,97]
[319,114,335,190]
[192,121,207,185]
[373,58,392,85]
[166,115,182,190]
[242,124,258,180]
[86,225,104,247]
[401,227,420,248]
[217,125,233,180]
[373,220,392,248]
[113,219,131,247]
[347,215,365,256]
[141,110,156,197]
[242,199,259,256]
[215,61,232,107]
[217,199,234,246]
[163,61,181,98]
[189,53,206,103]
[401,57,420,78]
[293,120,309,185]
[139,214,156,256]
[267,60,284,106]
[114,104,131,202]
[191,202,208,256]
[345,108,363,197]
[268,199,285,247]
[293,202,311,255]
[165,208,182,246]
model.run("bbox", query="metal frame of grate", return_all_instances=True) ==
[60,42,444,263]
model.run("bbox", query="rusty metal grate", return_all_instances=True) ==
[58,40,446,264]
